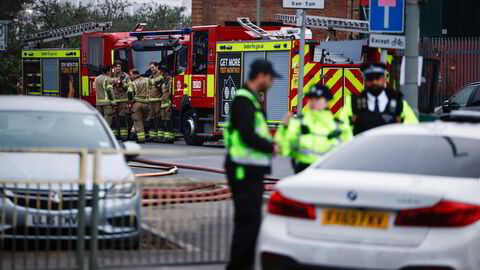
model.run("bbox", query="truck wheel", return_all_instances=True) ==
[182,109,204,146]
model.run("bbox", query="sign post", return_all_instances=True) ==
[297,9,306,114]
[0,21,9,52]
[402,0,420,113]
[283,0,325,115]
[282,0,324,115]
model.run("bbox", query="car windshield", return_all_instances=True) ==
[317,135,480,178]
[0,111,114,149]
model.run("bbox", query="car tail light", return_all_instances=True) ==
[267,190,316,220]
[395,200,480,227]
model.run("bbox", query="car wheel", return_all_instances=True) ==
[182,109,204,146]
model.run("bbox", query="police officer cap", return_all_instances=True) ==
[306,84,332,100]
[361,63,387,78]
[250,59,282,79]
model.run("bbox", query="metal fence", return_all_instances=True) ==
[420,36,480,108]
[0,148,234,270]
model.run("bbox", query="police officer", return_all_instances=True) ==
[344,63,418,135]
[112,61,130,141]
[95,66,116,127]
[276,84,352,173]
[148,62,164,142]
[160,67,174,144]
[127,69,151,144]
[224,59,280,270]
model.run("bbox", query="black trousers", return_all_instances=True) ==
[226,167,265,270]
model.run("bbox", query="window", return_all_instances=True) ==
[114,49,129,72]
[88,37,104,76]
[176,46,188,75]
[0,112,114,149]
[451,85,476,107]
[192,31,209,75]
[132,50,162,75]
[317,135,480,178]
[468,88,480,107]
[43,59,59,93]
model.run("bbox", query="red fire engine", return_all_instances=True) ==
[22,16,393,145]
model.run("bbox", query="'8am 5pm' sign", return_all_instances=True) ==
[283,0,325,9]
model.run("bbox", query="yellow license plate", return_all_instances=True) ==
[322,208,389,229]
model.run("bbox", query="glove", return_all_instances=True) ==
[301,124,310,135]
[327,129,341,140]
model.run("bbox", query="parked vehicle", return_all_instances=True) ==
[0,96,141,249]
[258,111,480,270]
[435,82,480,114]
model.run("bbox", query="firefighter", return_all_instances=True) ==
[344,63,418,135]
[148,62,164,142]
[224,59,280,270]
[112,61,130,141]
[276,84,350,173]
[95,66,116,127]
[127,69,151,144]
[160,67,174,144]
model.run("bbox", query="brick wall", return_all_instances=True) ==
[192,0,362,39]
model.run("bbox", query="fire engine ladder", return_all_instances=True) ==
[276,14,369,64]
[237,17,285,40]
[22,22,113,48]
[275,14,369,34]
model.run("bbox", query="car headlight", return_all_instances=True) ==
[105,183,136,198]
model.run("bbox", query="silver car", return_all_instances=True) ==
[0,96,141,248]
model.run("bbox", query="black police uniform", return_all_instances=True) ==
[351,63,404,135]
[352,88,404,135]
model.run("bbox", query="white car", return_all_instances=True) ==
[258,112,480,270]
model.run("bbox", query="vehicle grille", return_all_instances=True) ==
[3,226,93,237]
[5,189,94,210]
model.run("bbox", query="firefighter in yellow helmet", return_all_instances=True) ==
[276,83,351,173]
[95,66,116,127]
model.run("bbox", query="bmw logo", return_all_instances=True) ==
[346,191,358,201]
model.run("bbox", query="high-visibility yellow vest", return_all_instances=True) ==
[276,110,341,165]
[224,89,272,168]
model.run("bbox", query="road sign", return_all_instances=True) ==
[369,0,404,33]
[369,33,406,49]
[283,0,325,9]
[0,21,8,52]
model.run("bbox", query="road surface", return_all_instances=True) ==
[133,141,295,181]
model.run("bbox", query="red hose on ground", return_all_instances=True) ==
[132,157,278,205]
[132,157,280,182]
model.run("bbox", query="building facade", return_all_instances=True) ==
[192,0,361,38]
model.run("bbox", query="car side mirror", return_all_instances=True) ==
[122,141,141,161]
[450,102,461,111]
[442,100,451,113]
